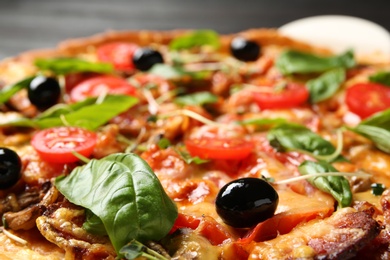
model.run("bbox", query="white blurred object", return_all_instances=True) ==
[279,15,390,63]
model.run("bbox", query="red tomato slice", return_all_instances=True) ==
[31,127,97,163]
[97,42,138,71]
[252,83,309,109]
[185,137,254,160]
[69,75,137,102]
[346,82,390,119]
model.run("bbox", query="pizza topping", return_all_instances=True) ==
[169,30,220,51]
[306,67,346,103]
[31,126,97,163]
[350,108,390,153]
[248,207,380,259]
[0,76,35,105]
[1,95,138,131]
[54,153,178,253]
[371,183,386,196]
[185,137,254,160]
[0,147,22,189]
[369,70,390,86]
[298,160,353,208]
[215,177,278,228]
[267,123,344,162]
[252,82,310,109]
[346,82,390,119]
[230,37,261,62]
[34,57,113,75]
[132,47,164,71]
[276,49,355,75]
[96,42,138,72]
[120,240,170,260]
[69,75,137,102]
[27,76,61,110]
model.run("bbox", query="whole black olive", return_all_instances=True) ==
[216,177,278,228]
[0,147,22,189]
[28,75,61,110]
[230,37,261,62]
[132,47,164,71]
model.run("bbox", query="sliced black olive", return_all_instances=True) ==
[0,147,22,189]
[28,75,61,110]
[230,37,261,62]
[132,47,164,71]
[216,177,278,228]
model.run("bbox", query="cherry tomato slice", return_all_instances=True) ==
[346,82,390,119]
[185,137,254,160]
[97,42,138,71]
[252,83,309,109]
[69,75,137,102]
[31,127,97,163]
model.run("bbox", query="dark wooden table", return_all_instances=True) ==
[1,0,389,59]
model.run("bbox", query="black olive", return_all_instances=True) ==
[28,75,61,110]
[216,177,278,228]
[132,47,164,71]
[230,37,261,62]
[0,147,22,189]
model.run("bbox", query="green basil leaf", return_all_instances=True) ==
[148,64,186,79]
[169,30,220,50]
[359,108,390,130]
[35,57,113,75]
[350,109,390,153]
[306,68,345,103]
[0,76,34,104]
[83,209,107,236]
[351,124,390,153]
[298,160,352,207]
[275,49,355,75]
[267,123,344,162]
[174,91,218,106]
[148,63,211,80]
[55,153,178,253]
[1,95,138,130]
[369,71,390,86]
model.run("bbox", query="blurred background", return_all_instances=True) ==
[0,0,389,59]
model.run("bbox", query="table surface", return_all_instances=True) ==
[1,0,390,60]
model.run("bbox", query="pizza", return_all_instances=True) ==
[0,28,390,260]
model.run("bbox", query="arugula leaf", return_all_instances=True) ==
[35,57,113,75]
[350,109,390,153]
[238,117,287,127]
[169,30,220,50]
[306,68,345,103]
[267,123,344,162]
[369,71,390,86]
[174,146,209,164]
[120,240,169,260]
[0,76,35,105]
[298,160,352,207]
[174,91,218,106]
[55,153,178,253]
[1,95,138,130]
[275,49,355,75]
